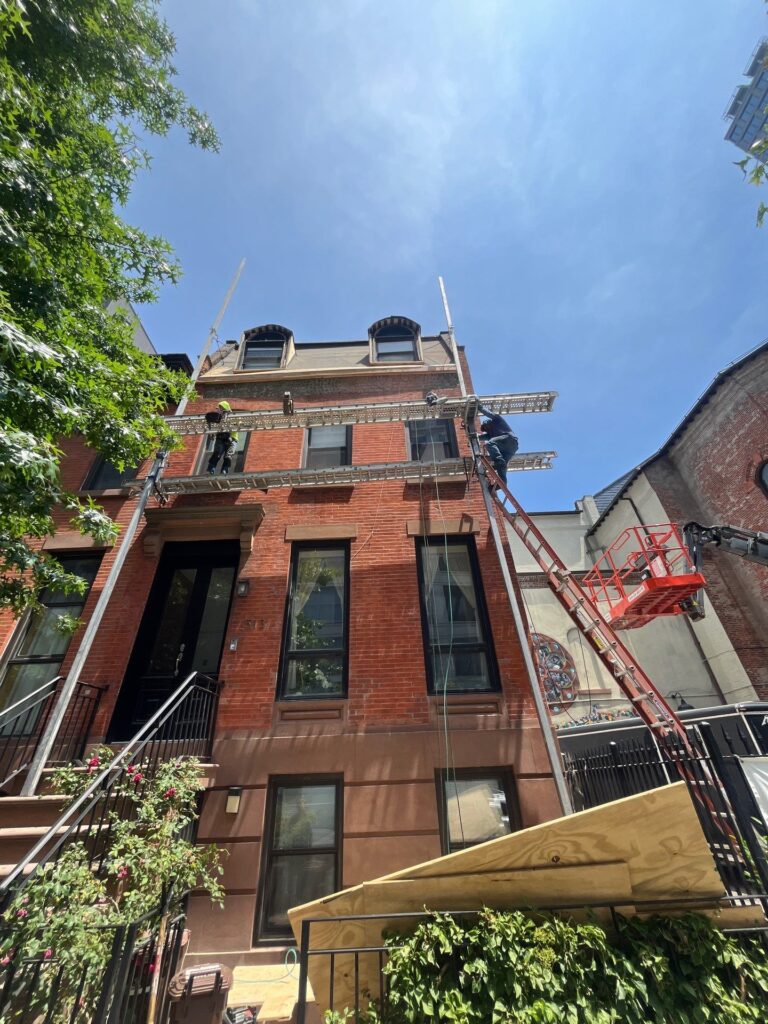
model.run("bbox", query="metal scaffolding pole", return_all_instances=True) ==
[22,260,245,795]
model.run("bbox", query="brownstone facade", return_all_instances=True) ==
[0,325,560,966]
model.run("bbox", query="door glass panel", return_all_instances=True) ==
[273,784,337,850]
[189,566,236,674]
[290,550,345,651]
[263,853,336,933]
[145,568,197,675]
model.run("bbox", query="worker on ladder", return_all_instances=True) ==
[477,403,518,486]
[204,401,239,475]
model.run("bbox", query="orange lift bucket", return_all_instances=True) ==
[582,523,706,630]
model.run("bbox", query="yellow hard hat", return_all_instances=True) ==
[218,401,232,412]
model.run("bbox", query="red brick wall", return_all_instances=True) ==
[2,358,538,739]
[644,355,768,697]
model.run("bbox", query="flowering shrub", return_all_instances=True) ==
[0,753,224,1021]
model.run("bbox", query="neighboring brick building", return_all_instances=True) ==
[507,339,768,726]
[0,317,561,966]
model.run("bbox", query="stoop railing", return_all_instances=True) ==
[0,678,103,792]
[0,671,220,1023]
[0,670,220,906]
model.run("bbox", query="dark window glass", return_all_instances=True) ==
[416,538,498,693]
[196,431,249,474]
[0,555,101,718]
[374,324,417,362]
[408,419,457,462]
[758,461,768,497]
[305,426,351,469]
[280,546,348,698]
[257,780,341,940]
[437,770,518,853]
[242,330,286,369]
[83,458,138,490]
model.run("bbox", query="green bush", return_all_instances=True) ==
[325,909,768,1023]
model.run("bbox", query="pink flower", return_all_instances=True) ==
[117,866,129,880]
[43,949,52,961]
[126,764,136,775]
[162,787,176,799]
[148,962,156,974]
[87,756,100,768]
[16,909,27,919]
[1,949,15,966]
[132,773,143,785]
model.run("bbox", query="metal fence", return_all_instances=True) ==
[562,722,768,898]
[0,680,102,792]
[0,906,186,1024]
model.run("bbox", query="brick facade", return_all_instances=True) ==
[0,337,560,964]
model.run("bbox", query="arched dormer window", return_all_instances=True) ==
[240,325,293,370]
[369,316,421,364]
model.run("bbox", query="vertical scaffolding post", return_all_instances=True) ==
[22,260,245,795]
[468,428,573,815]
[438,276,467,398]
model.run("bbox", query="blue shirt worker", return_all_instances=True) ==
[478,404,519,486]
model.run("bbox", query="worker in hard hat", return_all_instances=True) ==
[204,400,232,428]
[478,404,518,486]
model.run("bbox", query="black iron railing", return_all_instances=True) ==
[0,679,102,792]
[0,904,187,1024]
[563,724,768,897]
[295,902,768,1023]
[0,671,220,907]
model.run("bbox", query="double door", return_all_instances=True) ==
[109,542,238,739]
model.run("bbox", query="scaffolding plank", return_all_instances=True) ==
[166,392,557,436]
[139,453,556,497]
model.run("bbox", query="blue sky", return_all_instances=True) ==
[130,0,768,511]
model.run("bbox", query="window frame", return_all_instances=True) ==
[415,536,500,695]
[195,427,251,475]
[254,774,343,943]
[0,553,102,708]
[302,425,353,470]
[277,542,351,701]
[81,457,138,492]
[238,327,290,371]
[757,460,768,497]
[435,767,520,855]
[406,419,459,462]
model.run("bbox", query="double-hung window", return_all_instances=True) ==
[416,538,498,693]
[436,769,518,853]
[256,778,342,941]
[83,457,138,491]
[196,430,250,474]
[304,426,352,469]
[374,326,418,362]
[279,545,349,698]
[408,419,457,462]
[0,554,101,714]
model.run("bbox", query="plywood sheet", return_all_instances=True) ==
[289,784,764,1018]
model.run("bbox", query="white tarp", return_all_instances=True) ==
[738,756,768,826]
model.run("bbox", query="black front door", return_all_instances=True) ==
[109,541,238,739]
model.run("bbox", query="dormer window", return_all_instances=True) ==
[240,325,292,370]
[369,316,421,364]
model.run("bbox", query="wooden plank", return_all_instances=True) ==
[288,785,760,1019]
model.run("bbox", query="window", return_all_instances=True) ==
[83,457,138,491]
[240,326,291,370]
[369,317,421,363]
[304,425,352,469]
[196,430,250,475]
[279,545,349,698]
[256,778,342,941]
[757,460,768,497]
[408,419,458,462]
[0,555,101,715]
[416,537,498,693]
[436,769,518,854]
